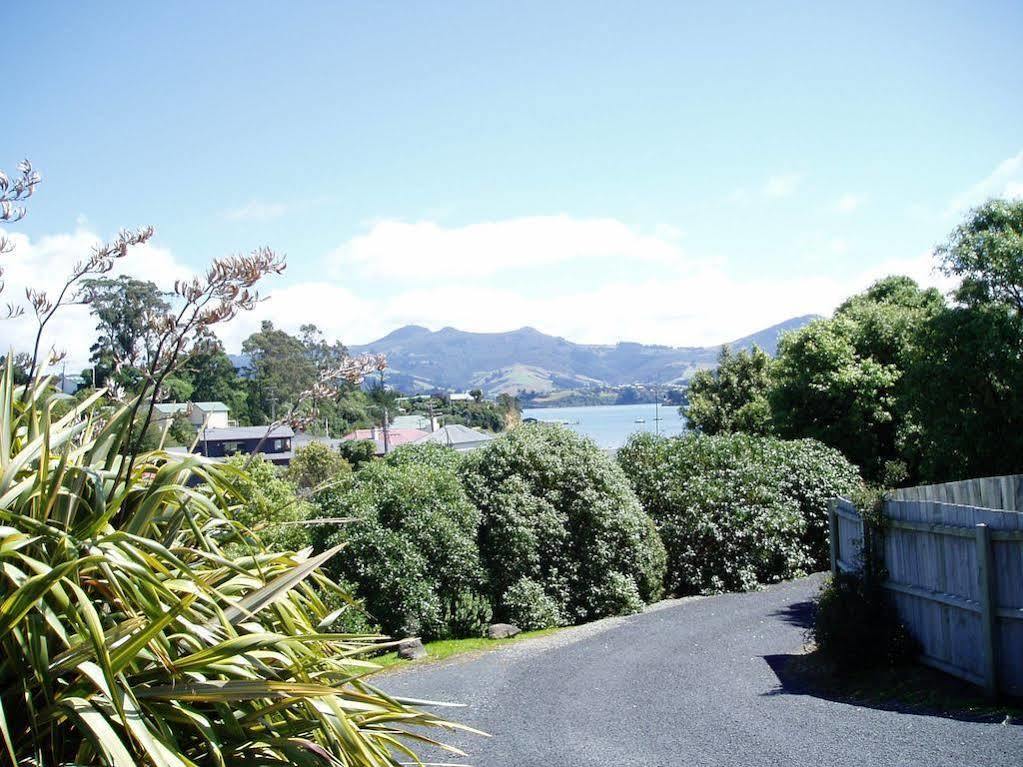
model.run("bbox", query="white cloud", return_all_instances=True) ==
[222,200,290,221]
[3,215,961,375]
[834,194,862,213]
[329,215,684,279]
[948,149,1023,214]
[0,226,191,371]
[763,173,803,199]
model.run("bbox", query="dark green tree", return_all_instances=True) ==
[682,344,773,436]
[937,198,1023,313]
[242,321,317,422]
[769,277,944,483]
[82,276,170,388]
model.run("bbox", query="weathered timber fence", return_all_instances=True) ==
[829,487,1023,698]
[888,474,1023,511]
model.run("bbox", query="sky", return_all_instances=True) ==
[3,1,1023,370]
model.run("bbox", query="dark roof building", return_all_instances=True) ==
[195,425,295,466]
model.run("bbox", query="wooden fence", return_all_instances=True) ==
[888,474,1023,512]
[829,491,1023,698]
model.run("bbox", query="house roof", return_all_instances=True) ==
[192,401,229,412]
[415,424,495,447]
[340,428,428,447]
[199,425,294,441]
[391,414,431,430]
[154,403,189,415]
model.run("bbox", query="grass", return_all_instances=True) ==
[372,628,563,671]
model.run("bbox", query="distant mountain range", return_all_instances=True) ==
[349,315,819,396]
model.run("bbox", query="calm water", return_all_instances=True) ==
[522,403,687,450]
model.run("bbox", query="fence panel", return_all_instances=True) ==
[828,492,1023,697]
[888,474,1023,512]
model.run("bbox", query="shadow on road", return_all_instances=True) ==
[762,653,1023,726]
[769,599,815,630]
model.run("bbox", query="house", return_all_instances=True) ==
[448,392,475,402]
[154,401,231,428]
[339,427,428,456]
[414,424,495,452]
[195,425,294,466]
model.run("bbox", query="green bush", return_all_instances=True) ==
[502,577,564,630]
[619,432,860,595]
[771,439,862,569]
[461,424,666,626]
[286,440,352,490]
[224,453,314,553]
[444,590,494,637]
[811,572,918,670]
[315,451,488,640]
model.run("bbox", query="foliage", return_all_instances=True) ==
[936,198,1023,313]
[502,578,563,630]
[286,440,351,491]
[223,453,314,553]
[460,424,666,626]
[443,591,493,638]
[619,432,860,594]
[771,439,862,570]
[768,277,944,483]
[315,454,487,640]
[683,344,773,436]
[903,302,1023,481]
[338,438,377,469]
[243,320,319,422]
[0,361,462,766]
[178,337,250,420]
[811,572,918,671]
[166,411,197,446]
[82,276,171,388]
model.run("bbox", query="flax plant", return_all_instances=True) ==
[0,163,475,764]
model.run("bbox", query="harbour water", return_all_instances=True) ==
[522,403,686,450]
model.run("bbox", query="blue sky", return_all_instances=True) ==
[4,2,1023,366]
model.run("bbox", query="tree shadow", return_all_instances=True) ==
[762,652,1023,725]
[769,600,816,630]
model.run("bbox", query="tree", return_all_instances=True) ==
[179,336,248,417]
[682,344,772,436]
[82,275,170,387]
[243,320,317,422]
[905,303,1023,481]
[937,198,1023,313]
[469,388,483,402]
[768,277,944,483]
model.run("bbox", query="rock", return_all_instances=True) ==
[397,638,427,660]
[487,623,521,640]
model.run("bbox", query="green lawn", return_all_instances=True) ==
[371,628,563,671]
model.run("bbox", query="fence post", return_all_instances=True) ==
[828,499,839,576]
[975,523,999,698]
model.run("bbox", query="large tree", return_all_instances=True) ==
[242,320,318,422]
[937,198,1023,313]
[82,275,170,387]
[769,276,944,483]
[682,344,773,436]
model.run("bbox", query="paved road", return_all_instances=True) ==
[382,575,1022,766]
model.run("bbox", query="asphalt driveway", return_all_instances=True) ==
[382,574,1022,766]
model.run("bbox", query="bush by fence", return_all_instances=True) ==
[619,433,860,595]
[829,479,1023,697]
